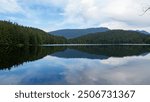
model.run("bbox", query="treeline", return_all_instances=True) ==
[1,20,150,45]
[0,20,67,45]
[69,30,150,44]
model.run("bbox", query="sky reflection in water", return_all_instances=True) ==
[0,51,150,85]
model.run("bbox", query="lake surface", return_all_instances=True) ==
[0,45,150,85]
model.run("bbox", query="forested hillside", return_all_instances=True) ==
[0,21,67,45]
[69,30,150,44]
[1,21,150,45]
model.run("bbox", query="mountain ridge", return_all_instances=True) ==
[69,30,150,44]
[49,27,150,39]
[49,27,110,39]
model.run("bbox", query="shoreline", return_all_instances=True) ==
[42,44,150,46]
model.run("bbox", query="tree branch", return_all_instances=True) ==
[141,7,150,15]
[144,7,150,13]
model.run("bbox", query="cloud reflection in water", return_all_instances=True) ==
[0,54,150,85]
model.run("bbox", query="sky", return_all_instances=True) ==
[0,0,150,32]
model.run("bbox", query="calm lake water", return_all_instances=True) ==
[0,45,150,85]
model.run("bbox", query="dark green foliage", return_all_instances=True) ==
[1,20,150,45]
[0,20,67,45]
[69,30,150,44]
[0,46,66,70]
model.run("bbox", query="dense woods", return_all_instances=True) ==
[0,20,67,45]
[1,20,150,45]
[69,30,150,44]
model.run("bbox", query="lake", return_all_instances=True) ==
[0,45,150,85]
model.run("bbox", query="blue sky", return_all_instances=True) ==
[0,0,150,32]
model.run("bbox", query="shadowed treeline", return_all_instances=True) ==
[0,46,66,70]
[69,45,150,57]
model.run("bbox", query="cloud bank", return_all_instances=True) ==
[0,0,150,31]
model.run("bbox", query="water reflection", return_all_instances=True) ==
[52,46,150,59]
[0,45,150,84]
[0,46,65,70]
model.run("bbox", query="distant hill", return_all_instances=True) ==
[69,30,150,44]
[49,27,110,39]
[49,27,150,39]
[128,30,150,35]
[135,30,150,35]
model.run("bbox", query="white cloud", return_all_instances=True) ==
[48,0,150,31]
[0,54,150,84]
[103,0,150,30]
[0,0,23,13]
[61,0,103,28]
[99,21,133,30]
[101,53,150,66]
[0,0,150,31]
[45,54,150,84]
